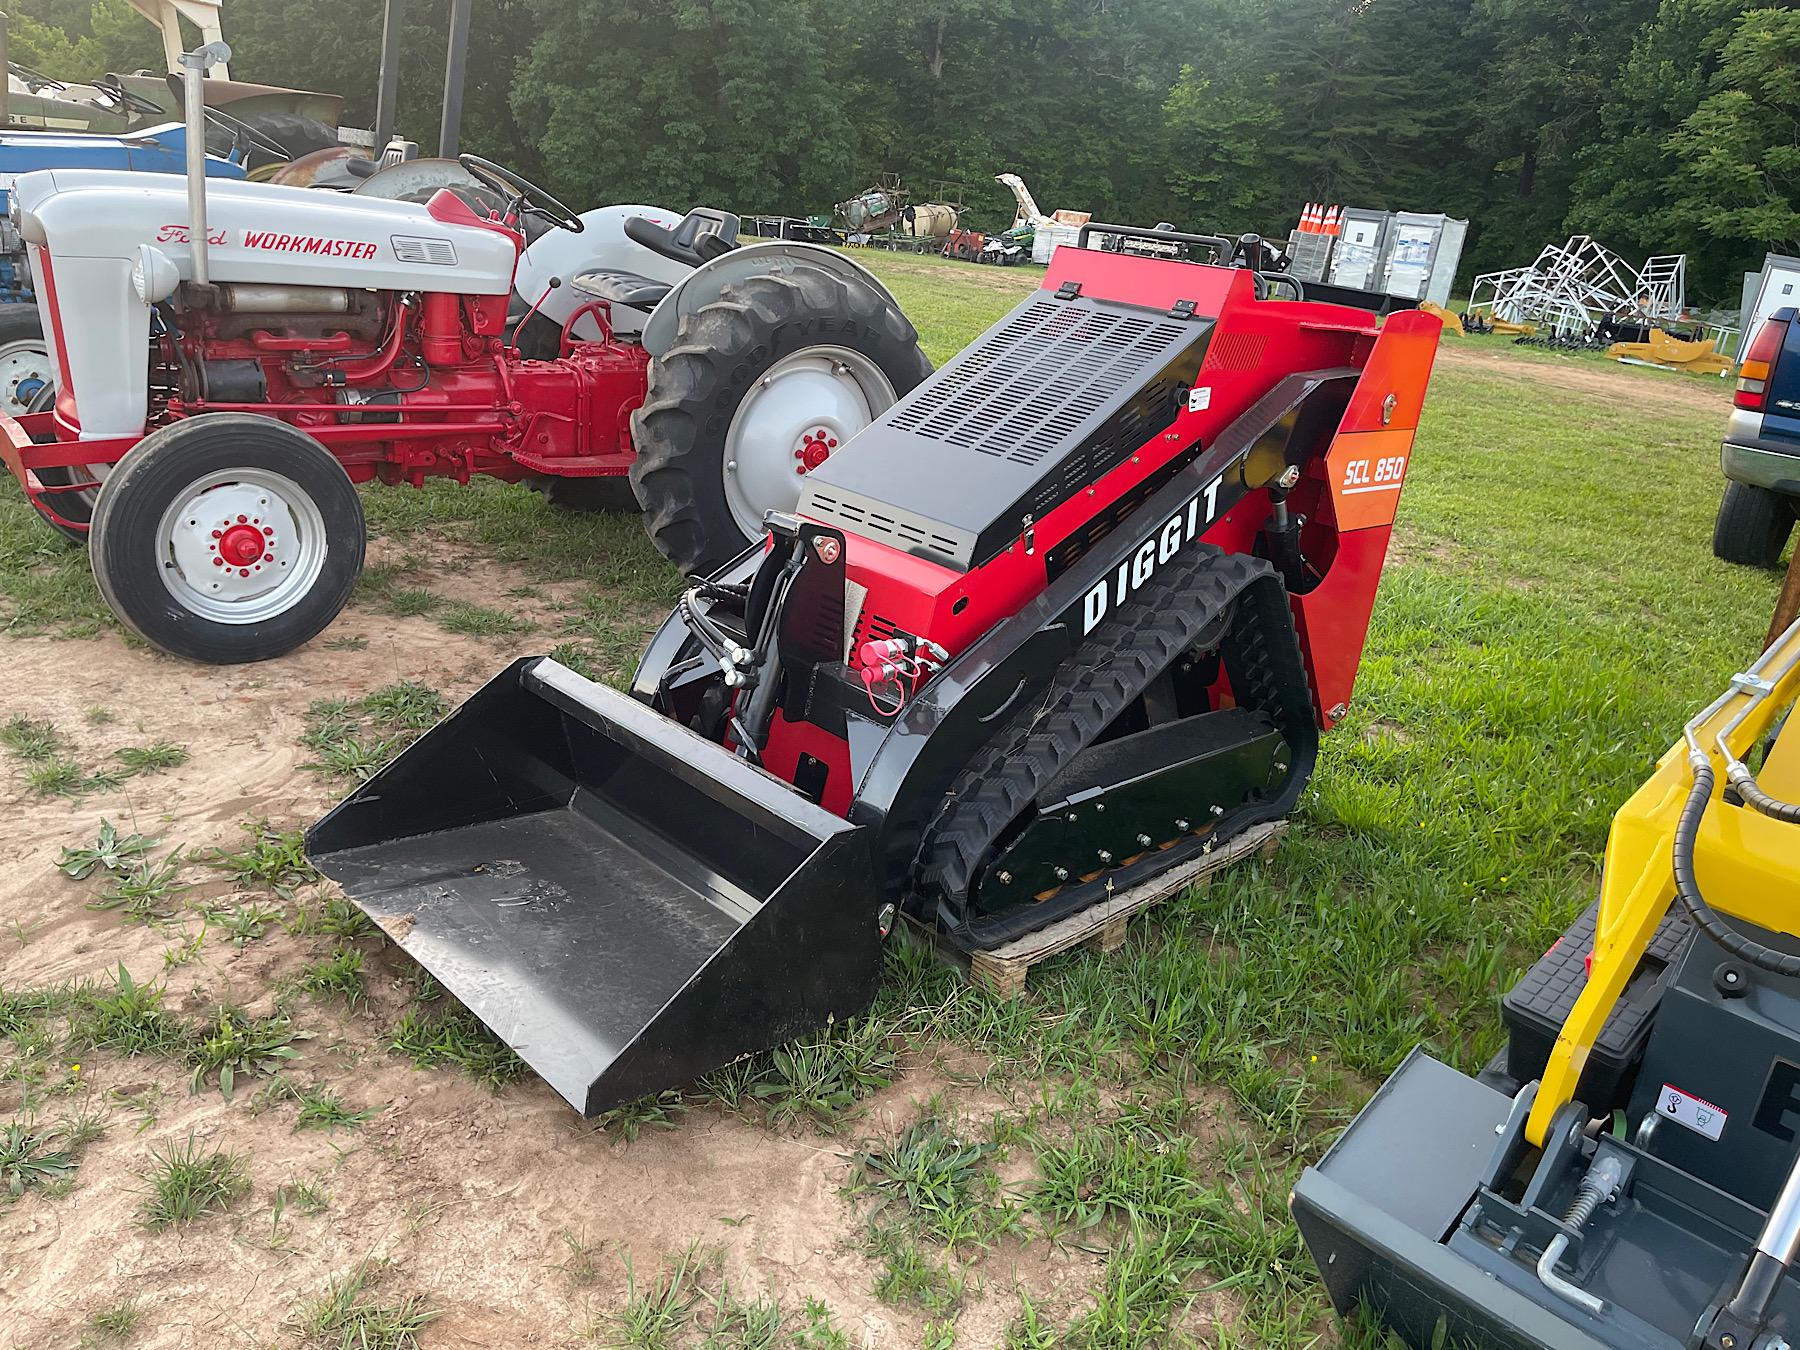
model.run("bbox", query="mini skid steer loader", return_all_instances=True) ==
[306,225,1443,1116]
[1294,614,1800,1350]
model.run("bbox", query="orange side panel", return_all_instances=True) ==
[1323,307,1441,532]
[1339,308,1442,435]
[1325,427,1419,531]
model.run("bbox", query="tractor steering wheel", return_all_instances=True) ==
[457,155,584,234]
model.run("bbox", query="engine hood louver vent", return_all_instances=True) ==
[1201,332,1266,372]
[799,291,1212,572]
[390,235,458,266]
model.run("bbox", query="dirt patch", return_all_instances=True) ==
[0,626,1101,1348]
[1433,338,1731,417]
[1360,719,1415,746]
[1382,533,1459,571]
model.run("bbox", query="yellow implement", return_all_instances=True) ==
[1525,616,1800,1147]
[1606,327,1734,376]
[1420,301,1463,336]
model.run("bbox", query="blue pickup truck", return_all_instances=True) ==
[1715,305,1800,567]
[0,123,245,415]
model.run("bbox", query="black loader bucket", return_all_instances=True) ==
[305,657,883,1115]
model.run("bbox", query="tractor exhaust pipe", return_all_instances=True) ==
[178,41,231,289]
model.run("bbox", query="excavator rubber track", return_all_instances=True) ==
[915,546,1319,947]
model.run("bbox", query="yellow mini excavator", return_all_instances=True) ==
[1296,600,1800,1349]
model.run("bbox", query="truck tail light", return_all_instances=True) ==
[1736,316,1787,411]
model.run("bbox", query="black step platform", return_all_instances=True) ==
[1500,900,1693,1107]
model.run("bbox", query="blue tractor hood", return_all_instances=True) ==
[0,123,247,187]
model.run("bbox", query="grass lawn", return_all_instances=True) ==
[844,257,1781,1343]
[0,253,1786,1347]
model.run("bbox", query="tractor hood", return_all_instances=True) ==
[12,168,518,295]
[14,169,523,440]
[0,124,247,191]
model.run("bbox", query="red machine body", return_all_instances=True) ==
[302,234,1444,1115]
[753,247,1440,818]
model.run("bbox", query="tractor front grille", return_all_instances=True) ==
[800,291,1213,571]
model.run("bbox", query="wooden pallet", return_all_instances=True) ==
[906,820,1287,999]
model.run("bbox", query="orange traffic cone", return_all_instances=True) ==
[1301,203,1319,233]
[1323,205,1341,236]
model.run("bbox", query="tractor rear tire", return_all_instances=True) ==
[1712,480,1794,569]
[89,415,364,664]
[533,474,642,513]
[630,264,931,576]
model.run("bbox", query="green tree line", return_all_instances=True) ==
[9,0,1798,301]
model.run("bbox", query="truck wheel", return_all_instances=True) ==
[88,415,364,663]
[631,263,931,575]
[531,474,642,513]
[1712,480,1795,568]
[0,304,53,416]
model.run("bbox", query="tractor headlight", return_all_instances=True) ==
[131,244,181,305]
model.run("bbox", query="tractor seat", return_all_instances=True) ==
[624,207,740,268]
[571,270,675,312]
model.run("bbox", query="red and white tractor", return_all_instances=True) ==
[0,154,928,662]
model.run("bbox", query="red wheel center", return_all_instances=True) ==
[217,523,267,567]
[795,430,837,473]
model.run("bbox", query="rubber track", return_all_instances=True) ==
[914,545,1316,940]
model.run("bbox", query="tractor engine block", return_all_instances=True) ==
[162,285,650,488]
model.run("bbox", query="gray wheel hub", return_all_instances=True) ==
[156,468,329,624]
[721,345,895,537]
[0,337,54,417]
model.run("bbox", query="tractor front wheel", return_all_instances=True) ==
[0,303,52,416]
[88,415,364,663]
[631,264,931,575]
[21,381,108,545]
[0,311,109,545]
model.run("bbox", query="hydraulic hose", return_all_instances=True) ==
[677,589,736,663]
[1672,752,1800,978]
[1713,626,1799,823]
[1726,762,1800,823]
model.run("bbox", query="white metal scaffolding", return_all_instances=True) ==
[1468,237,1687,340]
